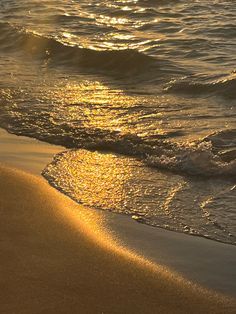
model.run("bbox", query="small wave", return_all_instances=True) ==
[145,129,236,177]
[165,73,236,99]
[203,129,236,149]
[0,22,157,74]
[146,141,236,177]
[202,129,236,162]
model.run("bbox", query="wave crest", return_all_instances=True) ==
[165,73,236,99]
[0,22,156,74]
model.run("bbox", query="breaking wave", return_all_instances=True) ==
[2,110,235,178]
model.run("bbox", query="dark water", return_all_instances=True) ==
[0,0,235,244]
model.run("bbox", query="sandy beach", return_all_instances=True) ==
[1,164,235,314]
[0,129,236,313]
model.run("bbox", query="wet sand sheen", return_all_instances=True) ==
[0,165,235,313]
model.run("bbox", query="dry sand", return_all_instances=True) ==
[0,165,235,313]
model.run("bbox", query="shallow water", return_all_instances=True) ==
[0,0,235,244]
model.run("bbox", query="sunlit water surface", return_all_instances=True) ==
[0,0,235,244]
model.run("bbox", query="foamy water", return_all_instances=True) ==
[0,0,235,244]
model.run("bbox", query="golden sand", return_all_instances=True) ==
[0,165,235,313]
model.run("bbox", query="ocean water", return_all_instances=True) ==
[0,0,235,244]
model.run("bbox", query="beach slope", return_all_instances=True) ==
[0,165,234,313]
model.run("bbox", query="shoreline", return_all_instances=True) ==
[0,128,63,174]
[1,127,236,297]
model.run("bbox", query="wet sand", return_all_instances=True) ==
[0,164,235,313]
[0,128,63,174]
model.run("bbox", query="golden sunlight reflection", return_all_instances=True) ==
[54,81,128,130]
[59,80,125,105]
[46,150,137,211]
[43,79,167,138]
[43,149,185,225]
[47,79,170,138]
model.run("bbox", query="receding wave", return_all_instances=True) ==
[55,128,234,178]
[165,73,236,99]
[0,22,157,74]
